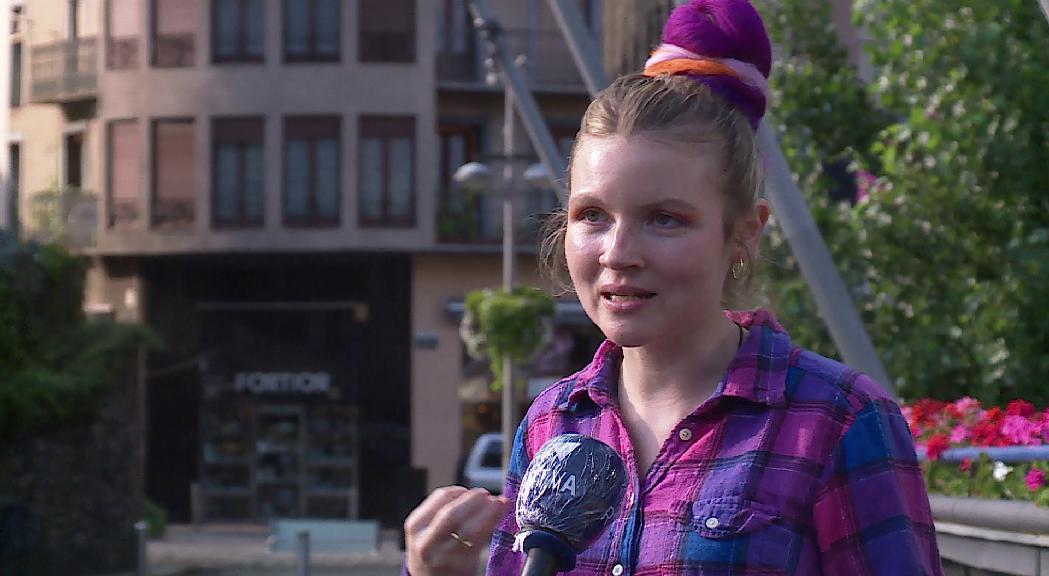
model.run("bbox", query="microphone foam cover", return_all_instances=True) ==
[515,434,629,552]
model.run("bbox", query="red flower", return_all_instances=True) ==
[959,458,972,472]
[971,407,1005,447]
[1007,400,1036,418]
[925,434,951,461]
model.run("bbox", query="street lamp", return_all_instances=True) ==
[454,150,549,474]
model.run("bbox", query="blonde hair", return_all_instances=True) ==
[539,73,764,307]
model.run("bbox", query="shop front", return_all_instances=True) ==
[142,255,418,527]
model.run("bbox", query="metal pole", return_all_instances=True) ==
[501,70,516,475]
[134,520,147,576]
[1039,0,1049,26]
[545,0,609,96]
[467,0,568,205]
[296,530,311,576]
[757,120,892,389]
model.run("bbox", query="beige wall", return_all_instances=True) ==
[9,0,102,235]
[410,252,549,490]
[95,0,438,255]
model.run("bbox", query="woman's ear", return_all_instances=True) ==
[737,200,769,257]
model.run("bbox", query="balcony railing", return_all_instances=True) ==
[30,37,98,104]
[437,29,585,89]
[435,186,559,247]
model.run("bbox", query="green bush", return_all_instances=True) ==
[142,498,168,539]
[757,0,1049,404]
[0,242,159,444]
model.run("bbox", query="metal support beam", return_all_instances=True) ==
[467,0,568,204]
[1040,0,1049,26]
[545,0,611,95]
[758,120,891,389]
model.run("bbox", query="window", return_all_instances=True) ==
[8,143,20,232]
[10,42,20,107]
[65,132,85,189]
[436,123,482,241]
[152,119,196,228]
[212,0,264,63]
[107,120,140,228]
[212,118,264,227]
[359,0,415,63]
[359,116,414,227]
[107,0,139,69]
[152,0,197,67]
[435,0,475,81]
[283,0,339,63]
[283,116,340,226]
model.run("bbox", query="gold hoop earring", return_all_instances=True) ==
[731,258,745,280]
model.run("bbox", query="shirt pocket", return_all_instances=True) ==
[676,496,794,572]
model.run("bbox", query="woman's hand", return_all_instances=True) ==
[405,486,511,576]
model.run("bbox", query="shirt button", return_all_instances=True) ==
[705,516,720,529]
[612,564,625,576]
[678,428,693,441]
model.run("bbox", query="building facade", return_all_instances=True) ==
[5,0,603,528]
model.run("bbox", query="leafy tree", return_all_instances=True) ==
[757,0,1049,404]
[0,242,159,443]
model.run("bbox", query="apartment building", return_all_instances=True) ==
[6,0,601,527]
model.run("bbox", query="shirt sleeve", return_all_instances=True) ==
[813,394,944,576]
[485,415,532,574]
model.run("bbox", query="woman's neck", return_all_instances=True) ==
[618,314,741,412]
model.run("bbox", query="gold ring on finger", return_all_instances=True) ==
[449,531,474,549]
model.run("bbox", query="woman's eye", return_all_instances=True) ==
[653,213,680,227]
[580,209,603,223]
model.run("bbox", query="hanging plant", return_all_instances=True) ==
[460,287,556,390]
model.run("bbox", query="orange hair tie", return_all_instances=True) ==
[643,58,741,81]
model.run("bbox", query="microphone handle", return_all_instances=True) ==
[520,547,561,576]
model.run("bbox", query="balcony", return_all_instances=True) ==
[437,28,585,91]
[30,37,98,104]
[435,185,560,248]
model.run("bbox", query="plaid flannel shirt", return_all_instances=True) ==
[486,309,943,575]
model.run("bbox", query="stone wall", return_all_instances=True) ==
[0,371,142,576]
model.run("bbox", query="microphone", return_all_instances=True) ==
[514,434,629,575]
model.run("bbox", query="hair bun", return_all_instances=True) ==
[657,0,772,127]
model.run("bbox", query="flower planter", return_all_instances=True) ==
[931,494,1049,576]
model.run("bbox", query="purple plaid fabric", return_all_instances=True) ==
[486,309,943,575]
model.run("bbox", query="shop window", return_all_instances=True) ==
[152,0,197,67]
[283,0,339,63]
[283,116,340,227]
[212,117,264,227]
[212,0,264,63]
[358,116,415,227]
[107,120,140,228]
[358,0,415,63]
[152,119,196,228]
[107,0,139,69]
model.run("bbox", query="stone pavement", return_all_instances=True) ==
[144,524,404,575]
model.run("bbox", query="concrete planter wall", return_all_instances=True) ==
[932,495,1049,576]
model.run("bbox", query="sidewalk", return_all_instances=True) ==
[145,524,404,575]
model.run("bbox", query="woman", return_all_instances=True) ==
[405,0,943,574]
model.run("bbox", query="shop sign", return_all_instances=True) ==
[233,372,331,395]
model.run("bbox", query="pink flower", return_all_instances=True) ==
[949,425,969,444]
[1026,468,1046,491]
[1002,415,1041,446]
[953,397,981,417]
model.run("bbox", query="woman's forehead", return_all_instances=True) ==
[569,135,725,199]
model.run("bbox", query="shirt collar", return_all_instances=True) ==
[557,308,791,412]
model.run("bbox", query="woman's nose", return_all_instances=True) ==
[598,225,643,270]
